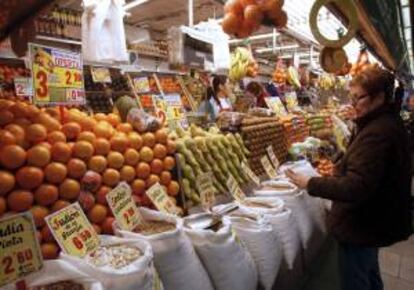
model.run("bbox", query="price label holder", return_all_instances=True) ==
[14,77,33,98]
[0,212,43,288]
[91,67,111,83]
[226,175,246,203]
[197,173,216,211]
[45,203,99,258]
[146,183,180,215]
[241,162,260,186]
[266,146,280,171]
[106,182,144,231]
[261,155,277,179]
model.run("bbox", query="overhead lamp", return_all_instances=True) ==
[124,0,150,11]
[229,32,280,44]
[255,44,300,53]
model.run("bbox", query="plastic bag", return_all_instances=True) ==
[223,215,282,290]
[127,108,161,133]
[183,213,258,290]
[62,235,157,290]
[118,208,213,290]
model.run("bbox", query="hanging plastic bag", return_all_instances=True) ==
[183,213,258,290]
[62,235,157,290]
[118,208,213,290]
[127,108,161,133]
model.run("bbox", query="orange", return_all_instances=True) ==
[44,162,67,184]
[94,138,111,156]
[106,113,121,127]
[160,171,172,186]
[5,124,25,146]
[35,184,59,206]
[96,185,111,205]
[37,141,52,150]
[0,145,26,169]
[102,169,120,187]
[124,148,139,166]
[7,190,34,212]
[26,123,47,143]
[150,159,164,174]
[101,217,115,234]
[0,130,17,147]
[94,113,107,122]
[131,179,146,195]
[79,116,97,132]
[0,110,14,126]
[0,170,15,196]
[62,122,81,140]
[41,242,59,260]
[0,197,6,217]
[73,141,94,161]
[110,134,129,153]
[128,132,143,150]
[107,151,124,169]
[136,162,151,179]
[14,117,31,128]
[30,205,49,228]
[27,145,51,167]
[33,112,61,133]
[94,121,113,139]
[117,123,133,134]
[146,174,160,188]
[153,144,167,159]
[16,166,44,189]
[88,204,108,224]
[66,158,87,179]
[155,129,168,145]
[142,132,155,147]
[168,181,180,196]
[120,165,136,182]
[51,199,70,212]
[77,131,96,144]
[88,156,107,173]
[41,225,55,242]
[139,146,154,163]
[59,178,81,200]
[51,142,72,163]
[167,140,176,154]
[47,131,66,144]
[163,156,176,170]
[9,102,29,119]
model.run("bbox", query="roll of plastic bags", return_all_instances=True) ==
[183,213,258,290]
[118,208,213,290]
[223,215,283,290]
[61,235,157,290]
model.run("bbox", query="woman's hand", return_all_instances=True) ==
[286,169,311,189]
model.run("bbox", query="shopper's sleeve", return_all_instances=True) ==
[307,131,390,203]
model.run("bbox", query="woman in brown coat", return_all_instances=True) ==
[287,66,412,290]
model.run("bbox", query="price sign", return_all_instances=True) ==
[45,203,99,258]
[267,146,280,171]
[285,92,299,112]
[146,183,180,215]
[0,212,43,287]
[164,94,188,128]
[265,97,287,116]
[226,175,246,203]
[133,77,150,93]
[241,162,260,186]
[261,155,277,179]
[91,67,111,83]
[29,44,85,106]
[14,77,32,98]
[106,182,143,231]
[197,173,216,210]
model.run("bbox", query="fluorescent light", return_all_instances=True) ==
[229,32,280,44]
[124,0,149,11]
[255,44,300,53]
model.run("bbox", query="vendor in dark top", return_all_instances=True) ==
[287,66,412,290]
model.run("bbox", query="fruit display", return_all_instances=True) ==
[222,0,288,38]
[335,105,355,121]
[305,113,333,140]
[0,99,180,259]
[316,159,334,177]
[169,124,250,206]
[86,244,142,269]
[272,59,287,85]
[0,63,31,101]
[280,115,308,147]
[229,47,257,82]
[158,76,181,93]
[286,66,301,89]
[318,74,336,90]
[239,116,288,175]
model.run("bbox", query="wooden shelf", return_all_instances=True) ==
[36,35,81,46]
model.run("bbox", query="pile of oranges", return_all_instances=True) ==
[0,99,179,259]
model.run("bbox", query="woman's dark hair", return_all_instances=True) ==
[212,75,227,96]
[246,81,263,96]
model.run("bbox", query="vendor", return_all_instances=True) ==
[199,75,233,120]
[287,66,412,290]
[246,81,267,108]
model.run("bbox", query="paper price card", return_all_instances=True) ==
[146,183,180,215]
[14,77,33,98]
[197,173,216,210]
[45,203,99,258]
[265,97,287,116]
[261,155,277,179]
[0,212,43,287]
[91,67,111,83]
[226,175,246,203]
[267,146,280,171]
[106,182,143,231]
[29,44,85,106]
[133,77,150,93]
[241,162,260,186]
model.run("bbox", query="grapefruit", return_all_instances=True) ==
[88,155,107,173]
[7,190,34,212]
[94,138,111,156]
[87,204,108,224]
[16,166,44,189]
[41,243,59,259]
[51,199,70,212]
[66,158,87,179]
[0,170,15,196]
[142,132,155,147]
[124,148,140,166]
[128,132,143,150]
[27,145,51,167]
[30,206,49,228]
[163,156,176,170]
[107,151,124,169]
[160,171,172,186]
[153,144,167,159]
[59,178,81,200]
[120,165,136,182]
[102,169,120,187]
[150,159,164,174]
[131,179,146,195]
[77,131,96,144]
[35,184,59,206]
[73,140,94,161]
[96,186,111,205]
[139,146,154,163]
[0,145,26,169]
[5,124,25,145]
[44,162,67,184]
[62,122,81,140]
[136,162,151,179]
[26,123,47,143]
[117,123,133,134]
[51,142,72,163]
[168,181,180,196]
[110,134,129,153]
[155,129,168,144]
[0,130,17,147]
[166,140,176,154]
[146,174,160,188]
[47,131,66,144]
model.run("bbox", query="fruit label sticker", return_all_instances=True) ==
[91,67,111,83]
[197,173,216,210]
[14,77,33,98]
[226,175,246,203]
[241,162,260,186]
[45,203,99,258]
[261,155,277,179]
[106,182,143,231]
[147,183,180,215]
[0,212,43,287]
[267,146,280,171]
[29,44,85,106]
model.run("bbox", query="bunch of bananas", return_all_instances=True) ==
[286,66,301,89]
[319,74,336,90]
[229,47,253,82]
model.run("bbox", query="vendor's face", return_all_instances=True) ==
[349,85,385,119]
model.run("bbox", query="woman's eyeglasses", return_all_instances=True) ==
[350,93,369,105]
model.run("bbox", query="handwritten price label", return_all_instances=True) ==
[241,162,260,186]
[106,182,143,231]
[267,146,280,171]
[146,183,180,215]
[261,155,277,179]
[91,67,111,83]
[14,77,32,98]
[0,212,43,287]
[197,173,216,210]
[226,175,246,203]
[45,203,99,258]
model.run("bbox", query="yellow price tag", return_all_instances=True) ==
[146,183,180,215]
[261,155,278,179]
[197,173,216,210]
[106,182,144,231]
[0,212,43,287]
[241,162,260,186]
[91,67,111,83]
[45,203,99,258]
[267,146,280,170]
[226,175,246,203]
